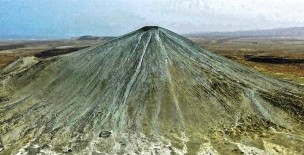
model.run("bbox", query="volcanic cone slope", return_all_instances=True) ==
[0,26,304,154]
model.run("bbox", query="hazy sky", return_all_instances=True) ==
[1,0,304,38]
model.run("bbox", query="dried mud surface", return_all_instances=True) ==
[0,27,303,154]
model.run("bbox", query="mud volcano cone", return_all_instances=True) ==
[0,26,303,154]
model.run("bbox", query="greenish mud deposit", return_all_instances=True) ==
[0,26,303,154]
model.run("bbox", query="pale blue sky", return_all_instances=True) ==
[1,0,304,39]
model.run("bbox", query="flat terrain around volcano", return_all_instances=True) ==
[191,37,304,85]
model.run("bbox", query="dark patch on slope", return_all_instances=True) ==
[223,115,286,140]
[11,58,58,89]
[258,91,304,122]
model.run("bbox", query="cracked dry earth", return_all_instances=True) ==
[0,26,303,154]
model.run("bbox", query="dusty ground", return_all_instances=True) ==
[0,40,103,68]
[0,37,304,85]
[192,37,304,85]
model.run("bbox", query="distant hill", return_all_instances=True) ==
[188,27,304,38]
[76,35,100,40]
[0,34,115,41]
[75,35,115,41]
